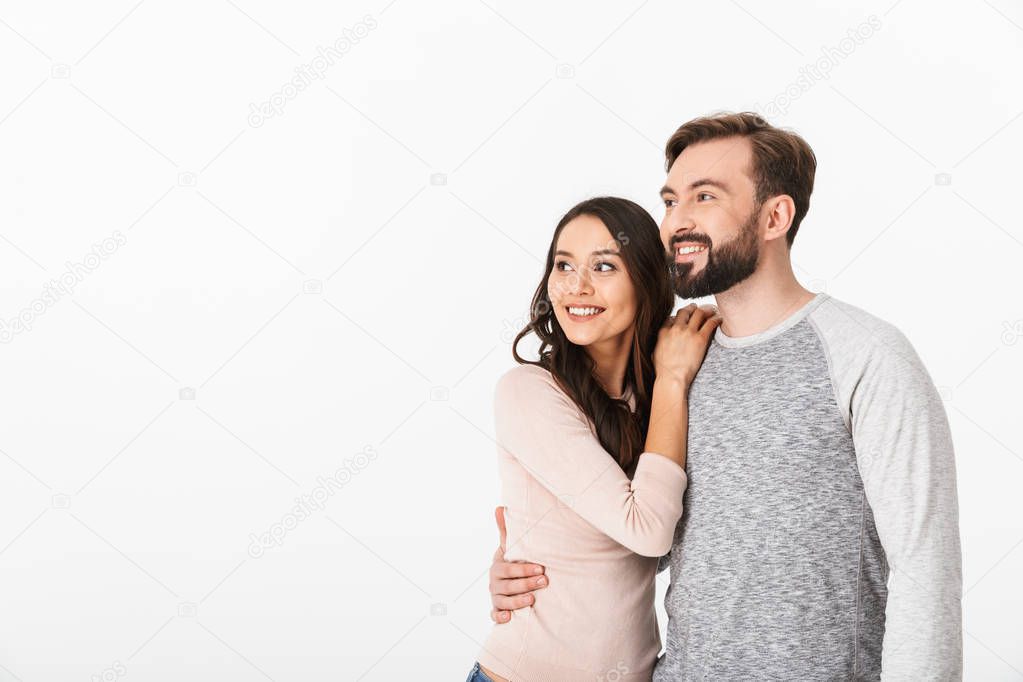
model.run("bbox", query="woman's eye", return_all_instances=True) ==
[594,261,616,272]
[555,260,572,271]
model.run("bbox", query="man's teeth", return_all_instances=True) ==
[677,245,708,255]
[568,306,604,316]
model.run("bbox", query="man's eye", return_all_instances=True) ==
[697,193,713,201]
[663,199,677,208]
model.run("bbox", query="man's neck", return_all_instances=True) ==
[712,261,815,339]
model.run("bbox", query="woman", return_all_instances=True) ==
[466,197,720,681]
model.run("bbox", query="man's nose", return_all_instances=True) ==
[662,212,697,244]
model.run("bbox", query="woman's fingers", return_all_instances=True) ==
[686,305,708,329]
[492,592,536,611]
[493,560,545,580]
[687,304,719,329]
[489,557,546,615]
[500,574,547,595]
[489,552,544,619]
[494,506,507,554]
[490,608,510,623]
[670,303,697,327]
[700,314,723,336]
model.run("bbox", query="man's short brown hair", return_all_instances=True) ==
[665,112,817,246]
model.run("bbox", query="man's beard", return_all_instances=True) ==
[668,209,761,299]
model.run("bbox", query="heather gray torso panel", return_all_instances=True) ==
[653,308,888,681]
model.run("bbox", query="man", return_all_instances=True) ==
[488,112,962,680]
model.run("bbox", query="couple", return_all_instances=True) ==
[467,113,963,681]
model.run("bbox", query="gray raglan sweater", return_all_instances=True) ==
[653,293,963,681]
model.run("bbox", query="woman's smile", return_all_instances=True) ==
[565,304,607,323]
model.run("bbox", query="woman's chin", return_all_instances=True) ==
[564,328,603,346]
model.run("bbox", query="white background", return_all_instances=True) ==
[1,0,1021,680]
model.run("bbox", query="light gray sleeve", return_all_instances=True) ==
[811,302,963,681]
[656,549,671,574]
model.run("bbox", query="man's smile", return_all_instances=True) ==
[674,242,709,264]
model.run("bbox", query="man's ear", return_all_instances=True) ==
[763,195,795,244]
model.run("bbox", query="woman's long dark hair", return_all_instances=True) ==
[511,197,674,476]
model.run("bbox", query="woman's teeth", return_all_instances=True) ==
[567,306,604,316]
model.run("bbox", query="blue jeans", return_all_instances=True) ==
[465,661,495,682]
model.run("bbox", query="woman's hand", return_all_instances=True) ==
[653,303,722,388]
[489,506,546,623]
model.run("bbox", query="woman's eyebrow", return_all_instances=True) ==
[555,249,622,257]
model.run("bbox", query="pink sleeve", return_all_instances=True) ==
[494,366,687,557]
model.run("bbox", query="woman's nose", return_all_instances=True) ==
[567,269,593,295]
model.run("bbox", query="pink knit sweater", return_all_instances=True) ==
[477,364,688,682]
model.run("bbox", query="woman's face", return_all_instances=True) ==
[548,214,637,348]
